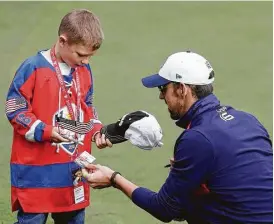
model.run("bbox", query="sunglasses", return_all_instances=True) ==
[158,82,181,94]
[158,83,170,94]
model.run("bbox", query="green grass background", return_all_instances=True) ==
[0,1,272,223]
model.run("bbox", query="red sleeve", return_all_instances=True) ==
[90,107,103,141]
[5,59,53,142]
[83,64,103,141]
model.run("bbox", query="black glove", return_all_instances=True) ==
[100,111,149,144]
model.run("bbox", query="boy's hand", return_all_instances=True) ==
[94,133,112,149]
[51,127,70,143]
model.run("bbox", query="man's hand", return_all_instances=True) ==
[170,157,174,166]
[164,157,175,170]
[82,164,114,189]
[51,127,70,143]
[94,133,112,149]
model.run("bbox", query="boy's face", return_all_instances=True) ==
[58,35,97,68]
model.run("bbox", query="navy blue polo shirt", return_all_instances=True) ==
[132,94,273,224]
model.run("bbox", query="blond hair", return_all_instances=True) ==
[58,9,104,50]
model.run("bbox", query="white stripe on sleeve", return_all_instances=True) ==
[25,120,42,142]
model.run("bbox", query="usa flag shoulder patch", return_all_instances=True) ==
[5,97,27,114]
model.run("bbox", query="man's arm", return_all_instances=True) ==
[83,130,214,222]
[5,59,54,142]
[116,130,214,222]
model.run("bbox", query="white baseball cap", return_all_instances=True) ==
[124,111,163,150]
[142,51,214,87]
[101,110,163,150]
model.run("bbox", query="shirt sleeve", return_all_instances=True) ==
[84,64,103,140]
[5,59,53,142]
[131,130,215,222]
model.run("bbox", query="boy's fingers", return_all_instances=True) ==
[106,139,113,147]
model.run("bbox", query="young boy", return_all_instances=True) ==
[5,9,111,224]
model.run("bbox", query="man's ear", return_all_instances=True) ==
[58,34,68,47]
[176,83,187,97]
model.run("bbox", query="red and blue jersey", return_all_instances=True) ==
[5,50,102,213]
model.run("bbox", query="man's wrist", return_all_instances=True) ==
[110,171,121,188]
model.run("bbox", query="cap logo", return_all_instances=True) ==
[208,71,215,79]
[205,61,212,69]
[176,74,182,79]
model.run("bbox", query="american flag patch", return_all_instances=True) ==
[56,116,94,135]
[5,97,27,114]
